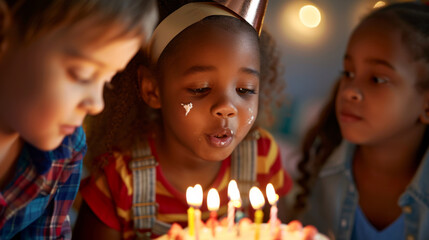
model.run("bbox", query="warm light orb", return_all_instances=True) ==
[299,5,321,28]
[207,188,220,211]
[249,186,265,209]
[373,1,386,8]
[266,183,279,205]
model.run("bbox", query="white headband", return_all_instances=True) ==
[147,2,238,63]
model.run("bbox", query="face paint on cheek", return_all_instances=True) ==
[247,108,255,125]
[181,102,193,116]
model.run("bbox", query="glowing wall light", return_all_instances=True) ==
[279,1,327,46]
[299,5,321,28]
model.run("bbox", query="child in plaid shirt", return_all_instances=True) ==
[0,0,157,239]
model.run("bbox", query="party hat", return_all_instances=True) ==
[212,0,268,34]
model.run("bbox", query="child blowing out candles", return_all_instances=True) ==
[75,0,292,239]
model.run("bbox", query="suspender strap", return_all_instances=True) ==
[130,140,172,238]
[152,220,172,236]
[134,220,172,240]
[231,131,258,213]
[130,140,158,230]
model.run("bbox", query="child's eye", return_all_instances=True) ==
[340,70,355,79]
[237,88,257,95]
[76,78,93,84]
[372,76,388,84]
[188,87,210,95]
[68,68,95,84]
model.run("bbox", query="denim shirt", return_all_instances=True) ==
[299,141,429,240]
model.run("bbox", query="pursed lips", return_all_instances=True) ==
[206,127,234,147]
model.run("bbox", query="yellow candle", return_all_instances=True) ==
[249,187,265,240]
[254,209,263,240]
[188,206,195,236]
[186,186,197,237]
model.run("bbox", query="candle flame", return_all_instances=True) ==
[249,186,265,209]
[186,186,196,206]
[228,180,238,198]
[194,184,203,207]
[207,188,220,211]
[266,183,279,205]
[228,180,242,208]
[186,185,203,207]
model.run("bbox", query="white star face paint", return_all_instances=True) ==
[248,108,255,125]
[181,102,193,116]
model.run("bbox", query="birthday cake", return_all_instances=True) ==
[156,219,329,240]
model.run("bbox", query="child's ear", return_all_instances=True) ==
[138,65,161,109]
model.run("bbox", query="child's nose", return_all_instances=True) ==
[81,87,105,116]
[87,98,105,115]
[342,86,363,102]
[212,98,237,119]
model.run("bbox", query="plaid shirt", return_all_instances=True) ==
[0,127,86,240]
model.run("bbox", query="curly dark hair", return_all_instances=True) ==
[83,0,285,169]
[292,2,429,217]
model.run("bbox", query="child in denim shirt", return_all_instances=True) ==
[293,3,429,240]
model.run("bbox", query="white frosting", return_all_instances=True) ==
[156,223,329,240]
[247,108,255,125]
[181,103,193,116]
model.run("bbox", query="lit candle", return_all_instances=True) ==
[227,180,241,231]
[194,184,203,240]
[249,186,265,240]
[186,186,196,237]
[207,188,220,237]
[266,183,279,236]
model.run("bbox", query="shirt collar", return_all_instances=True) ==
[319,141,429,208]
[319,141,355,178]
[22,136,74,174]
[402,146,429,208]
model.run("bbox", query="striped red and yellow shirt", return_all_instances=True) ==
[80,128,292,239]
